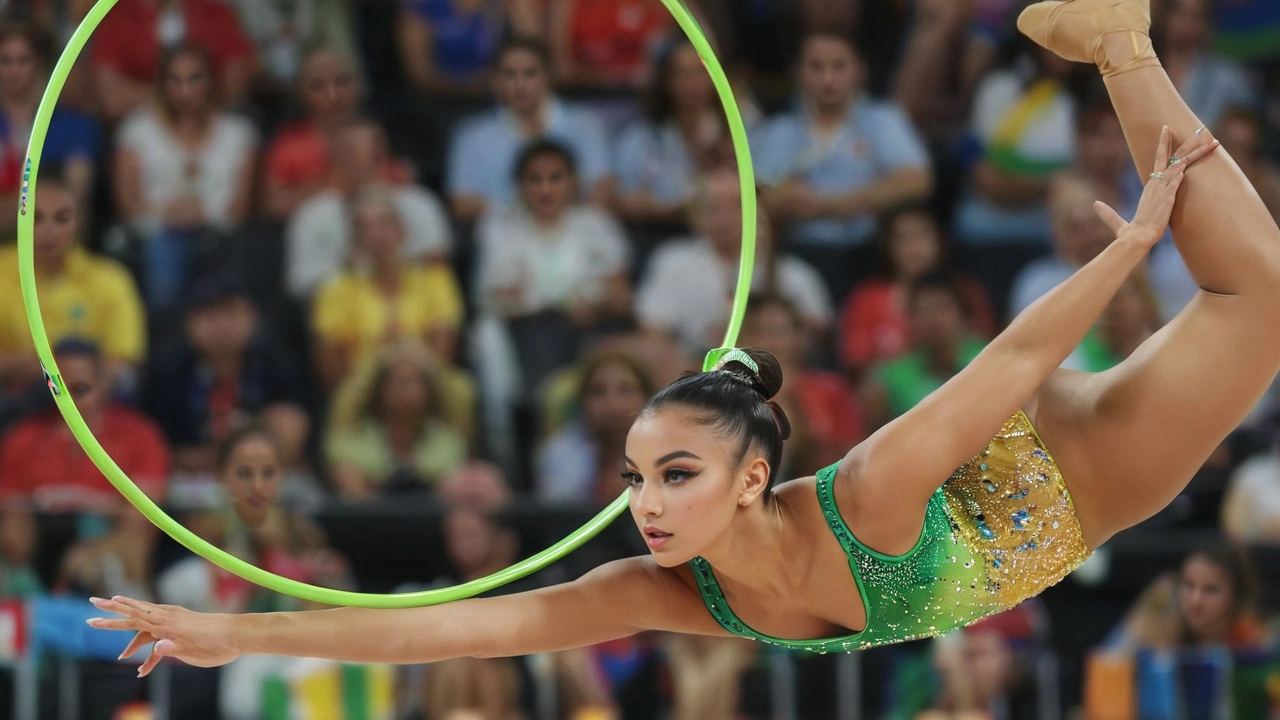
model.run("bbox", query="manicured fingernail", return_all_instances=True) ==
[90,597,102,604]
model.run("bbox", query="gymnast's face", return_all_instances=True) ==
[623,407,750,567]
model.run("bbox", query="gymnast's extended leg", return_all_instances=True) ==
[1016,0,1280,547]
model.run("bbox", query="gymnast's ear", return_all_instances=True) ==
[738,456,771,507]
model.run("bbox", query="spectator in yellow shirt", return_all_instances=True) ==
[311,184,464,391]
[0,172,145,395]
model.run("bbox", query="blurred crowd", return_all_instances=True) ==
[0,0,1277,718]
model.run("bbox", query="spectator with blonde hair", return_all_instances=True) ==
[638,167,832,356]
[1221,434,1280,545]
[1007,173,1114,318]
[262,46,373,220]
[286,118,451,299]
[311,184,465,390]
[325,341,469,501]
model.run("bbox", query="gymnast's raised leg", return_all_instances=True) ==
[1016,0,1280,547]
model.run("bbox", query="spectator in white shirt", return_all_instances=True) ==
[285,117,451,299]
[474,139,631,325]
[637,168,832,356]
[114,43,257,311]
[1222,437,1280,545]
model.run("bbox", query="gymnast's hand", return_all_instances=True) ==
[88,596,239,677]
[1094,125,1220,248]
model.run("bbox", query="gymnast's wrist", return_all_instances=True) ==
[1116,224,1163,251]
[231,612,273,656]
[226,613,252,656]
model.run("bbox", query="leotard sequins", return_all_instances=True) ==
[689,410,1092,653]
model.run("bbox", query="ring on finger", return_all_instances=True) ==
[1168,156,1182,167]
[1149,171,1167,180]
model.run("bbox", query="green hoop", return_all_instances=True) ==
[19,0,757,607]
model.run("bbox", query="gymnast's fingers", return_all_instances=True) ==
[90,596,132,615]
[90,596,152,622]
[1092,201,1129,236]
[1178,138,1221,170]
[109,595,159,615]
[1170,128,1210,166]
[138,641,171,677]
[120,631,157,660]
[88,597,162,636]
[86,617,152,632]
[1153,125,1172,175]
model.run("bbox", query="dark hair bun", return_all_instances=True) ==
[729,347,783,401]
[718,348,791,439]
[767,401,793,441]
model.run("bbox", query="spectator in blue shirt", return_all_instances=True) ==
[446,37,613,222]
[753,31,933,304]
[0,21,100,222]
[396,0,540,99]
[613,39,735,228]
[1155,0,1258,132]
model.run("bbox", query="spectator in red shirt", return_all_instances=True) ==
[262,46,370,221]
[548,0,673,90]
[0,338,170,514]
[739,293,866,478]
[89,0,256,122]
[839,204,995,378]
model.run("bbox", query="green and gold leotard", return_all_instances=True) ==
[689,410,1092,653]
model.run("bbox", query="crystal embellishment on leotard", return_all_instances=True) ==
[1010,510,1030,530]
[687,411,1093,654]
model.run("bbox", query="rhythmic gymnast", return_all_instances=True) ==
[91,0,1280,674]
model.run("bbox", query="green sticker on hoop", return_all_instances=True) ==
[18,0,757,607]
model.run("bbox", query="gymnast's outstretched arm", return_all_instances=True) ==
[88,557,724,676]
[833,128,1218,554]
